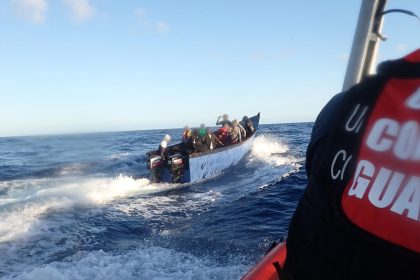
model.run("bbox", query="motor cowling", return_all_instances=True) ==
[148,155,163,169]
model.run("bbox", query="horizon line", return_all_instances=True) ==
[0,121,314,139]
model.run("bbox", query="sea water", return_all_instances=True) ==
[0,123,312,279]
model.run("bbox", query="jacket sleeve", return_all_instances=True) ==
[214,134,223,145]
[239,124,246,137]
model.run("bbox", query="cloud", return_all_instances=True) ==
[336,53,349,61]
[134,7,169,33]
[134,8,149,26]
[155,21,169,32]
[134,8,146,19]
[11,0,47,23]
[63,0,95,22]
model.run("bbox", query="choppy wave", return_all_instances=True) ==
[0,124,312,279]
[10,246,248,280]
[0,175,184,243]
[250,134,299,166]
[248,135,302,188]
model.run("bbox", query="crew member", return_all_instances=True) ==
[283,49,420,279]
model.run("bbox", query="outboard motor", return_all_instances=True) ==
[168,153,185,183]
[147,155,163,170]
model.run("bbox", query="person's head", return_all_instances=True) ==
[232,119,238,127]
[223,123,230,130]
[163,134,171,142]
[200,123,205,129]
[206,128,212,134]
[183,126,190,132]
[222,114,229,120]
[242,116,249,122]
[192,129,199,137]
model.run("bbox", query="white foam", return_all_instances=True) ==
[250,135,296,166]
[113,190,222,221]
[107,152,130,160]
[58,163,90,176]
[12,247,249,280]
[0,175,180,243]
[248,135,302,186]
[0,200,69,243]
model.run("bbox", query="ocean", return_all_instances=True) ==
[0,123,312,280]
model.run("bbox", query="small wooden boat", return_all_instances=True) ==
[146,113,260,183]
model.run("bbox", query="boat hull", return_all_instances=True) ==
[188,133,255,182]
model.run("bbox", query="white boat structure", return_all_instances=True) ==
[146,113,260,183]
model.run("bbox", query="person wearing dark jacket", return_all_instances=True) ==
[203,128,224,150]
[191,129,208,154]
[283,49,420,280]
[241,116,255,135]
[216,114,231,126]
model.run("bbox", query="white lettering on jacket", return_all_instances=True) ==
[366,118,420,160]
[348,159,420,221]
[331,150,352,180]
[406,87,420,110]
[366,118,399,152]
[345,104,368,133]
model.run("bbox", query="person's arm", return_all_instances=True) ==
[214,134,224,146]
[239,124,246,138]
[159,147,166,160]
[216,116,222,125]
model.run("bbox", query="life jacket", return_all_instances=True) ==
[283,50,420,280]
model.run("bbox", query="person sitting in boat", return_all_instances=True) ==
[229,120,242,144]
[217,123,231,145]
[191,129,208,154]
[203,128,224,150]
[216,114,231,126]
[182,126,191,144]
[237,120,247,139]
[198,123,206,138]
[158,134,171,161]
[241,116,255,136]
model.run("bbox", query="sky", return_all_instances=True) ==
[0,0,419,137]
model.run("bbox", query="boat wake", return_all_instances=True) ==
[248,135,302,188]
[0,175,181,243]
[9,246,248,280]
[0,123,311,280]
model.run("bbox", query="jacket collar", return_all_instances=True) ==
[377,48,420,78]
